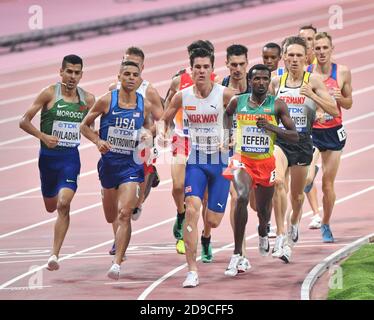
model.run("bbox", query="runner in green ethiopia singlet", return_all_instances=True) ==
[40,82,88,149]
[235,94,278,160]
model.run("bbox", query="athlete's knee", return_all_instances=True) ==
[274,177,285,191]
[322,179,335,195]
[56,198,71,214]
[118,207,132,222]
[105,210,117,223]
[206,217,221,229]
[45,204,56,213]
[185,205,199,224]
[172,183,184,197]
[291,192,304,204]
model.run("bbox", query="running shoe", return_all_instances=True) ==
[183,271,199,288]
[107,263,120,280]
[173,215,184,240]
[176,239,186,255]
[309,215,322,229]
[321,224,334,243]
[47,255,59,271]
[272,234,285,258]
[259,236,270,256]
[224,254,242,277]
[201,241,213,263]
[288,224,299,247]
[280,244,292,264]
[237,257,251,273]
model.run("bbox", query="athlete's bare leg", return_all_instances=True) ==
[320,150,342,224]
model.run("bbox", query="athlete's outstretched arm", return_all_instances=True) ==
[19,85,58,148]
[256,98,299,143]
[301,74,339,117]
[80,93,111,154]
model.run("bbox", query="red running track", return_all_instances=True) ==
[0,0,373,300]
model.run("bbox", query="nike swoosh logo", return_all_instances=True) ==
[66,179,75,183]
[57,104,69,109]
[129,176,138,180]
[112,110,124,115]
[217,203,223,208]
[210,105,217,109]
[279,90,288,94]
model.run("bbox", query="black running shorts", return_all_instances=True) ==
[276,134,313,167]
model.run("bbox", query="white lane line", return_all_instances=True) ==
[0,203,101,239]
[0,214,176,290]
[0,142,95,172]
[0,286,52,290]
[0,115,21,124]
[104,281,155,285]
[0,136,32,147]
[0,2,372,90]
[0,178,172,238]
[137,185,374,300]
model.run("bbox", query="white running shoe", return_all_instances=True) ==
[280,244,292,264]
[308,215,322,229]
[272,235,285,258]
[132,207,142,221]
[107,263,121,280]
[47,255,59,271]
[183,271,199,288]
[224,254,242,277]
[288,224,299,247]
[259,236,270,257]
[237,257,251,273]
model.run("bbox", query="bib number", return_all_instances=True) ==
[52,120,80,147]
[107,126,138,154]
[337,126,346,142]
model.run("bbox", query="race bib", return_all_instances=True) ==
[240,125,270,153]
[52,120,80,147]
[190,126,220,154]
[337,126,347,142]
[107,126,138,154]
[279,106,307,132]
